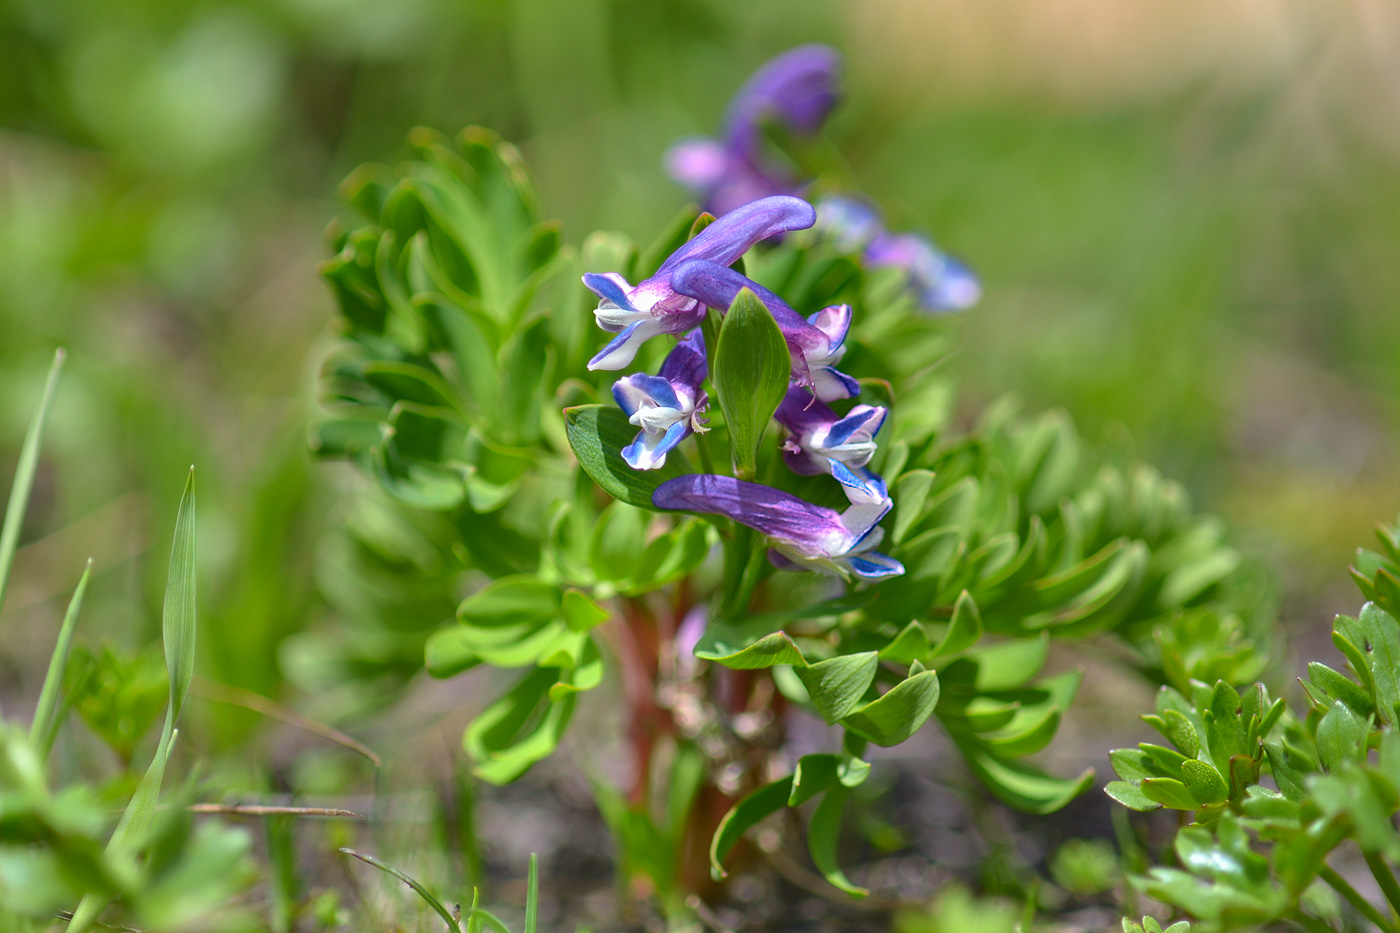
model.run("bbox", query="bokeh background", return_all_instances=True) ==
[2,0,1398,900]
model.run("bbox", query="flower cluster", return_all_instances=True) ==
[666,45,980,316]
[581,194,902,581]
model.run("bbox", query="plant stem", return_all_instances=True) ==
[1363,850,1400,924]
[1320,864,1397,933]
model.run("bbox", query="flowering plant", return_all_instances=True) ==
[314,49,1268,912]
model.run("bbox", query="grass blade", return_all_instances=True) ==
[163,467,197,725]
[69,472,197,933]
[0,347,65,619]
[524,853,538,933]
[30,559,92,757]
[67,729,179,932]
[339,848,461,932]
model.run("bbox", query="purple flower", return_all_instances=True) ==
[669,260,860,401]
[583,196,816,370]
[666,45,842,216]
[653,474,903,581]
[865,231,981,312]
[814,196,883,252]
[612,332,709,470]
[774,387,887,501]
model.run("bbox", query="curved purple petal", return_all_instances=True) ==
[669,260,826,354]
[653,474,851,556]
[657,196,816,275]
[722,45,842,157]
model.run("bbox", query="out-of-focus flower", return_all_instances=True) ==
[814,196,981,314]
[653,474,903,581]
[774,387,887,501]
[666,45,841,216]
[814,196,883,252]
[866,230,982,312]
[583,196,816,370]
[612,332,709,470]
[669,260,859,401]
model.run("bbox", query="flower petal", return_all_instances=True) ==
[669,260,826,355]
[589,319,662,371]
[622,420,691,471]
[657,196,816,275]
[652,474,851,556]
[722,45,842,156]
[845,551,905,579]
[665,139,731,189]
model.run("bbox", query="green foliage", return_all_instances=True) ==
[1122,916,1192,933]
[1107,520,1400,931]
[711,287,791,478]
[1,380,250,932]
[318,128,1278,905]
[340,849,541,933]
[0,349,63,619]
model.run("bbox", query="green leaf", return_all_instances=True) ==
[942,633,1049,692]
[1140,777,1199,811]
[957,740,1095,814]
[788,754,842,807]
[1301,661,1374,718]
[1179,759,1230,806]
[796,652,878,724]
[892,469,936,544]
[459,576,560,627]
[564,405,692,510]
[879,621,930,664]
[930,591,983,659]
[695,629,806,669]
[841,670,940,746]
[0,348,63,619]
[709,776,794,880]
[808,786,868,898]
[562,589,609,632]
[712,288,792,477]
[31,560,91,757]
[1105,780,1162,811]
[1315,701,1369,773]
[589,501,647,582]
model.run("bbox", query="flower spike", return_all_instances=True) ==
[612,332,709,471]
[583,196,816,370]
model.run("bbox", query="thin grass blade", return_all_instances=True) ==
[69,472,197,933]
[525,853,538,933]
[67,729,179,933]
[30,559,92,756]
[0,347,65,619]
[339,848,461,932]
[163,467,197,724]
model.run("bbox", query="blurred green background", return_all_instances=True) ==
[2,0,1397,704]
